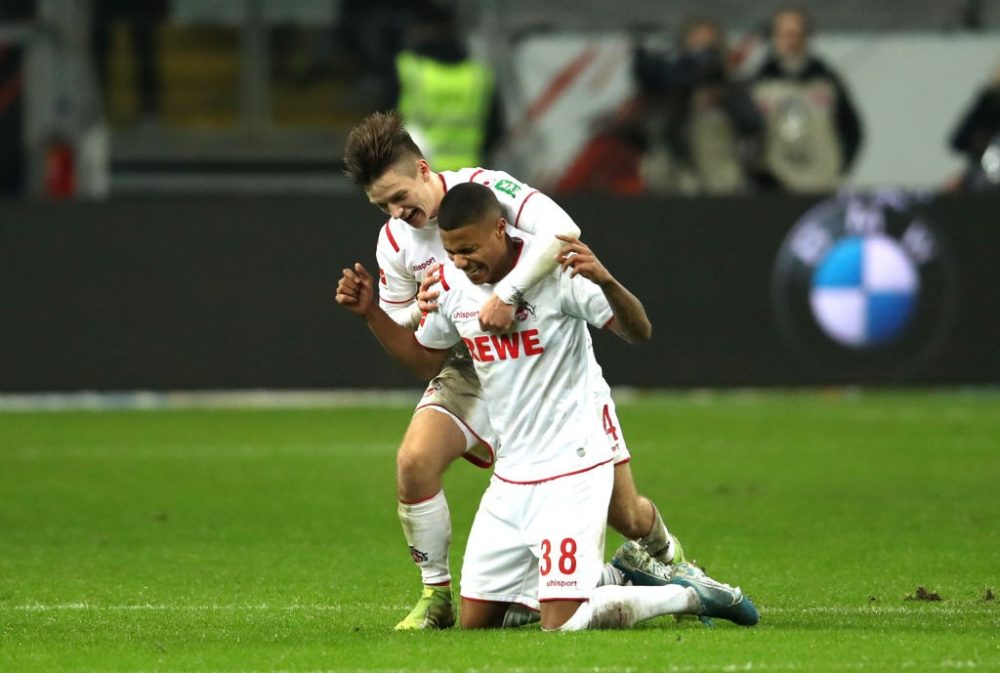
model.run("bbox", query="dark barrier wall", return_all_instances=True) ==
[2,192,998,391]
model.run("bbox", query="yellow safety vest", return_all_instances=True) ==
[396,51,494,171]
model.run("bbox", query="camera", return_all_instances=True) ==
[633,44,726,96]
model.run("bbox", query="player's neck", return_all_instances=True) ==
[487,236,521,284]
[428,171,446,221]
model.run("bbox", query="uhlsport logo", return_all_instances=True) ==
[771,192,956,378]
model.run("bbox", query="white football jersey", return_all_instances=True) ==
[415,231,617,484]
[375,168,558,327]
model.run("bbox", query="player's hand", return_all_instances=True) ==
[335,263,375,316]
[417,264,443,313]
[479,293,515,333]
[556,235,614,286]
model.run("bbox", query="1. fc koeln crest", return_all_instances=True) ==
[515,301,536,322]
[771,192,956,379]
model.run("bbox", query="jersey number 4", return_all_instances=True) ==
[602,404,619,441]
[540,537,578,575]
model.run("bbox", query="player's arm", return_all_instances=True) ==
[379,269,443,328]
[375,223,429,329]
[477,181,581,330]
[556,235,652,344]
[336,263,449,379]
[382,298,422,329]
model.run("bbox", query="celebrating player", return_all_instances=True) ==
[337,183,758,630]
[337,111,683,630]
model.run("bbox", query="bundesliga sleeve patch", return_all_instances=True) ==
[493,179,523,198]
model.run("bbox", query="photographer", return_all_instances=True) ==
[556,16,762,196]
[631,16,764,195]
[947,60,1000,192]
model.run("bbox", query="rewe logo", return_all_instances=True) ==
[462,329,544,362]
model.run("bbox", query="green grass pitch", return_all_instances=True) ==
[2,391,999,672]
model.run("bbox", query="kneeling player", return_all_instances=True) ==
[337,111,684,629]
[343,183,758,630]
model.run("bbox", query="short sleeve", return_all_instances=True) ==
[468,169,542,230]
[559,271,614,329]
[376,221,418,308]
[415,307,461,351]
[475,171,580,305]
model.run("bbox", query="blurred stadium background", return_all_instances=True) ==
[2,3,999,672]
[1,0,999,398]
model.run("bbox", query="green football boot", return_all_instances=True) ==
[667,534,686,565]
[393,585,456,631]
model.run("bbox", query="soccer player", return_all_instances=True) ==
[337,182,758,630]
[337,111,683,630]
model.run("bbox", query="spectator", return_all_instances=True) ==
[555,97,648,195]
[334,0,417,111]
[947,60,1000,191]
[559,17,763,195]
[634,16,764,194]
[0,0,34,196]
[91,0,168,126]
[750,6,863,193]
[393,3,500,171]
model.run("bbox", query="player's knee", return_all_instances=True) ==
[460,613,488,629]
[539,601,583,631]
[396,440,460,500]
[459,602,506,629]
[396,443,440,484]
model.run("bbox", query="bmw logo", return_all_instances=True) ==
[771,192,957,380]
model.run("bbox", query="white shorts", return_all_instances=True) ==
[460,460,614,610]
[415,358,631,469]
[414,357,497,468]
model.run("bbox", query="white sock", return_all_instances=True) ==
[640,505,675,563]
[597,563,626,587]
[556,584,697,631]
[397,490,451,585]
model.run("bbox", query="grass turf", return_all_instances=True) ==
[1,390,999,672]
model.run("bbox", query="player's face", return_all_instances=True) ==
[441,217,510,285]
[366,159,441,229]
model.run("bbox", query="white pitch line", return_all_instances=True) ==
[5,602,408,612]
[4,603,995,615]
[57,661,997,673]
[0,389,423,412]
[765,605,997,615]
